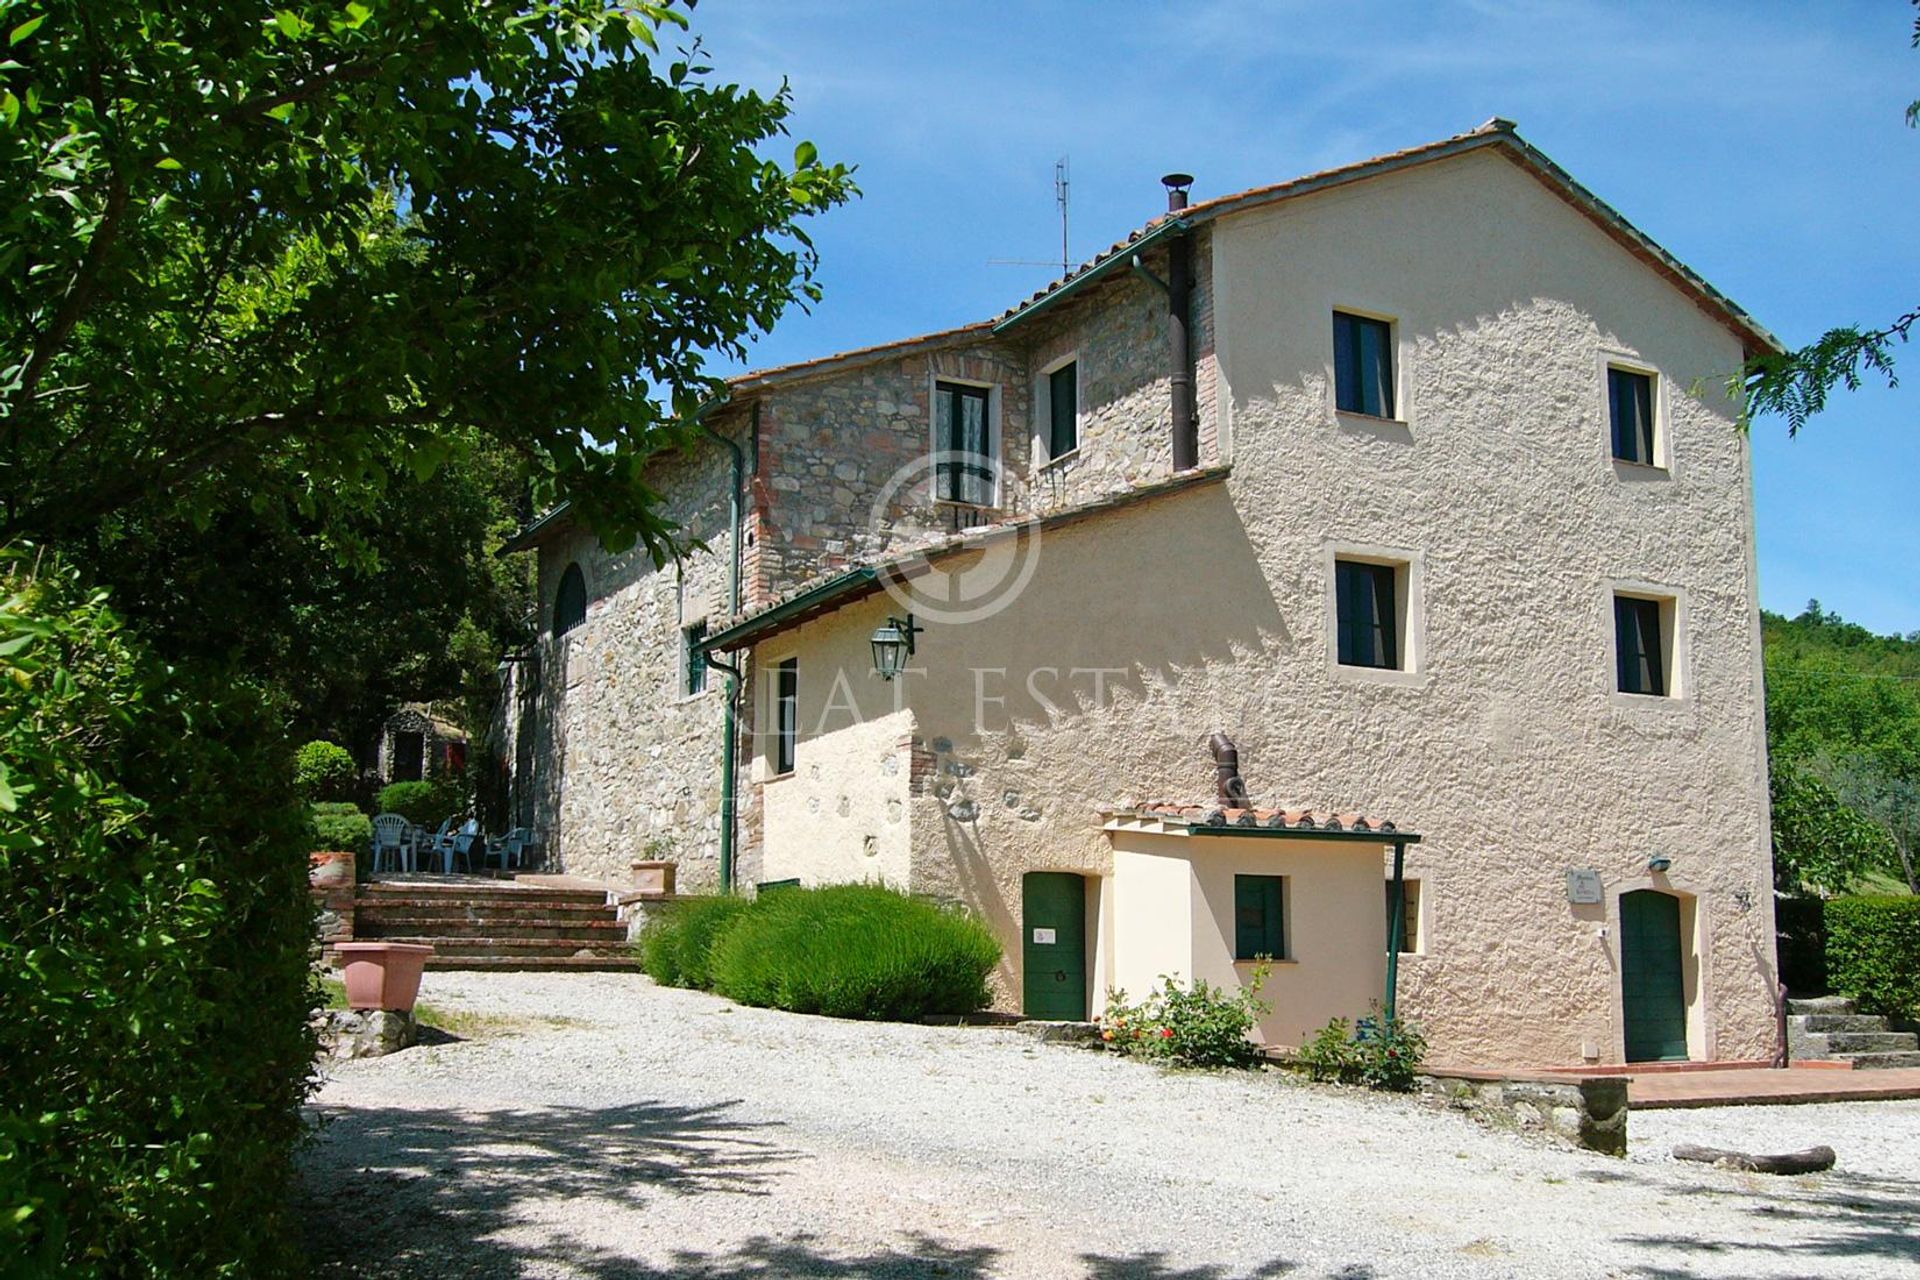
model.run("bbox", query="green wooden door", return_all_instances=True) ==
[1621,890,1689,1062]
[1022,872,1087,1020]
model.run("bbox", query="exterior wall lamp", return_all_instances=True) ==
[1647,853,1673,874]
[870,614,921,681]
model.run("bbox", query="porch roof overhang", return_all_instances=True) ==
[1100,802,1420,845]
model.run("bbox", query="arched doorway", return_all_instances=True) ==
[1620,889,1689,1062]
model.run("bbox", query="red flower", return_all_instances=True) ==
[1160,1027,1174,1039]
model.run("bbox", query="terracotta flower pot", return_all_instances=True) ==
[629,859,677,897]
[309,850,355,888]
[334,942,434,1012]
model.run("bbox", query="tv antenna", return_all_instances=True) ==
[988,156,1071,275]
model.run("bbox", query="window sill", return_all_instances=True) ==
[1610,458,1670,478]
[1335,410,1411,430]
[1038,447,1081,472]
[1332,662,1427,689]
[763,770,796,784]
[1607,690,1690,712]
[932,498,1001,513]
[1234,957,1298,966]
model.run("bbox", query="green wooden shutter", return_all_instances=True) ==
[1235,875,1283,960]
[1369,563,1397,668]
[1049,363,1077,458]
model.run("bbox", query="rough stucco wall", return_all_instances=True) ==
[520,419,743,890]
[751,602,914,889]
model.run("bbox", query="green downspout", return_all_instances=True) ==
[1385,839,1407,1020]
[699,402,749,893]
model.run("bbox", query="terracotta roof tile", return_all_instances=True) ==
[1109,801,1403,836]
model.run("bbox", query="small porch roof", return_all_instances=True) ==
[1100,802,1419,844]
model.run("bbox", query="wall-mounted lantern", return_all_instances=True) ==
[1647,853,1673,874]
[870,614,921,681]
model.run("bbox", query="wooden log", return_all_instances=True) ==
[1672,1143,1837,1175]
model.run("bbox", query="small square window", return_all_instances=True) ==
[1333,311,1395,418]
[1047,361,1078,460]
[1234,874,1285,960]
[683,621,708,696]
[1335,559,1400,670]
[1614,595,1666,696]
[773,658,799,774]
[1609,367,1656,464]
[1385,878,1421,954]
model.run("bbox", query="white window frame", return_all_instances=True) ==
[1034,353,1082,469]
[928,374,1002,508]
[1324,541,1425,686]
[1600,352,1669,473]
[1605,580,1689,705]
[1328,301,1411,427]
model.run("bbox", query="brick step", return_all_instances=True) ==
[359,885,608,906]
[1789,1013,1885,1034]
[357,919,623,942]
[389,936,630,957]
[1841,1050,1920,1070]
[1787,996,1856,1016]
[355,899,618,919]
[423,954,644,973]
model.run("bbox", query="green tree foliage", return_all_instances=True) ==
[0,0,853,558]
[0,554,315,1277]
[1739,5,1918,433]
[376,778,460,826]
[1764,602,1920,893]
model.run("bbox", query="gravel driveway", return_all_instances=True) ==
[301,972,1920,1279]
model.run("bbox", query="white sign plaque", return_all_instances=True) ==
[1032,927,1057,945]
[1566,868,1604,905]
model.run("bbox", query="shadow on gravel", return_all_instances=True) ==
[1599,1164,1920,1275]
[299,1097,1308,1279]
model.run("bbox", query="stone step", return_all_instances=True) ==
[1841,1050,1920,1070]
[1789,1013,1885,1034]
[357,918,623,942]
[422,954,644,973]
[1826,1030,1920,1055]
[1786,995,1856,1016]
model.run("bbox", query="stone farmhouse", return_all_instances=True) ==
[499,120,1782,1069]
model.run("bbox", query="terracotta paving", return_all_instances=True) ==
[1629,1065,1920,1109]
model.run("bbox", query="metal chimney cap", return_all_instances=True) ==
[1160,173,1195,191]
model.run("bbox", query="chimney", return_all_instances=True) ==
[1161,172,1194,213]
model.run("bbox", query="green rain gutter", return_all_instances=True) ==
[697,393,746,893]
[991,217,1189,335]
[700,565,881,654]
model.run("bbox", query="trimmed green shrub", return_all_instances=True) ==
[0,554,316,1277]
[1827,895,1920,1018]
[309,801,373,854]
[294,738,356,801]
[1097,965,1272,1069]
[1775,896,1828,995]
[637,895,754,990]
[707,883,1000,1020]
[376,778,460,826]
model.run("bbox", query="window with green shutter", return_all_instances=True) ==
[1234,875,1285,960]
[1615,595,1666,696]
[683,621,708,696]
[774,658,799,774]
[1609,367,1656,464]
[1333,311,1394,418]
[1335,559,1399,669]
[1047,361,1078,460]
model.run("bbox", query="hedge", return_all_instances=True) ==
[0,555,316,1277]
[1826,895,1920,1019]
[376,778,462,827]
[309,801,374,855]
[707,883,999,1021]
[294,739,356,802]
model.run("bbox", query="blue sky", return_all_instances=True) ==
[683,1,1920,635]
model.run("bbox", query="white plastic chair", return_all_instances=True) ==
[370,813,411,873]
